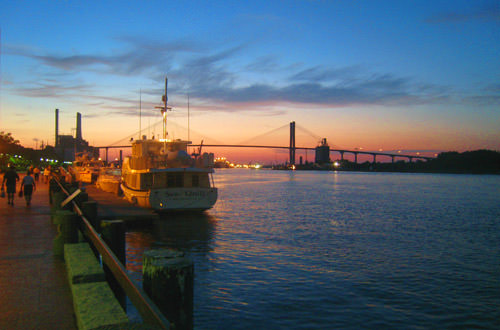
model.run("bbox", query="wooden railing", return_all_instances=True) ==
[51,174,170,329]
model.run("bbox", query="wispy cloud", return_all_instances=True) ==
[245,55,281,73]
[462,95,500,106]
[184,66,448,106]
[426,2,500,23]
[5,34,497,119]
[11,80,92,98]
[168,45,243,94]
[5,37,202,76]
[289,65,362,83]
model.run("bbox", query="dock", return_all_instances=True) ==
[0,174,181,329]
[82,184,159,223]
[0,177,77,329]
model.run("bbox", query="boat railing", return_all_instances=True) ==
[210,172,216,188]
[51,174,169,329]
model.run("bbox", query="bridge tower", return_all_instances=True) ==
[289,121,296,165]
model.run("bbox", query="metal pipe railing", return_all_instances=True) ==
[52,175,169,329]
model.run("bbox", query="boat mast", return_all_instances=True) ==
[162,76,168,140]
[139,88,142,140]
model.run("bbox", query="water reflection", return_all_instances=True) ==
[126,213,217,279]
[126,231,155,282]
[152,212,217,252]
[125,171,500,329]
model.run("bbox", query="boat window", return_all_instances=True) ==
[167,173,184,188]
[200,174,210,187]
[153,173,167,188]
[142,173,153,189]
[192,174,199,187]
[167,174,175,187]
[175,174,184,187]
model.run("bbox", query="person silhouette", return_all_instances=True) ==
[21,170,36,206]
[2,165,20,206]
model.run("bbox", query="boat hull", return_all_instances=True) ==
[96,169,122,194]
[121,183,218,212]
[96,179,121,194]
[74,169,95,183]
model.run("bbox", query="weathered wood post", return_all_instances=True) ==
[81,200,100,257]
[51,191,71,224]
[101,220,126,311]
[75,190,89,207]
[81,200,98,228]
[143,249,194,330]
[53,210,79,257]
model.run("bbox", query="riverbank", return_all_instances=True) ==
[271,149,500,174]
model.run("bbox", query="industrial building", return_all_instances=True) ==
[54,109,98,162]
[315,138,331,164]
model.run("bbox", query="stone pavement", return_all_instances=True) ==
[0,174,77,329]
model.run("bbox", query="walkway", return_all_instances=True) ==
[0,174,77,329]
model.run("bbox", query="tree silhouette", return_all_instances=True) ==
[0,131,20,146]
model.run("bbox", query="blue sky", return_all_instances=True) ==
[1,0,499,162]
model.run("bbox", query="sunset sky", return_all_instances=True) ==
[1,1,499,163]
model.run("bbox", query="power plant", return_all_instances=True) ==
[315,138,331,164]
[54,109,98,161]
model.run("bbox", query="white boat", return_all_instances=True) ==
[120,76,218,212]
[70,152,105,183]
[96,167,122,194]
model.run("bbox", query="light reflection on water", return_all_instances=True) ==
[126,170,500,329]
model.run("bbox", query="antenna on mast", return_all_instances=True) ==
[155,75,171,140]
[163,76,168,140]
[187,93,190,142]
[139,88,142,140]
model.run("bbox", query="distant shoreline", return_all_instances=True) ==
[271,167,500,175]
[269,149,500,175]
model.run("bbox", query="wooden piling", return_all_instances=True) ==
[53,210,79,257]
[75,191,89,207]
[50,191,71,223]
[81,201,98,230]
[143,249,194,330]
[101,220,127,311]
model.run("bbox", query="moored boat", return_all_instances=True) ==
[70,152,105,183]
[120,76,218,212]
[96,167,122,194]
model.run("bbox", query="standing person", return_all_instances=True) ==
[33,166,41,182]
[2,165,20,206]
[43,165,51,184]
[21,171,36,206]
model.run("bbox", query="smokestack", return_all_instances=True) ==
[55,108,59,147]
[76,112,82,140]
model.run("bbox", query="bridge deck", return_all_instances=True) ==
[98,144,434,161]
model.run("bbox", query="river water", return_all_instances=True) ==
[126,170,500,329]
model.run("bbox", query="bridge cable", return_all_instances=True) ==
[236,123,290,145]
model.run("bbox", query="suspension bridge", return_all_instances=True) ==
[96,121,435,165]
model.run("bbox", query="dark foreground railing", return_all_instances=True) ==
[51,174,170,329]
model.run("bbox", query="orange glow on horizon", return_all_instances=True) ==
[6,98,500,162]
